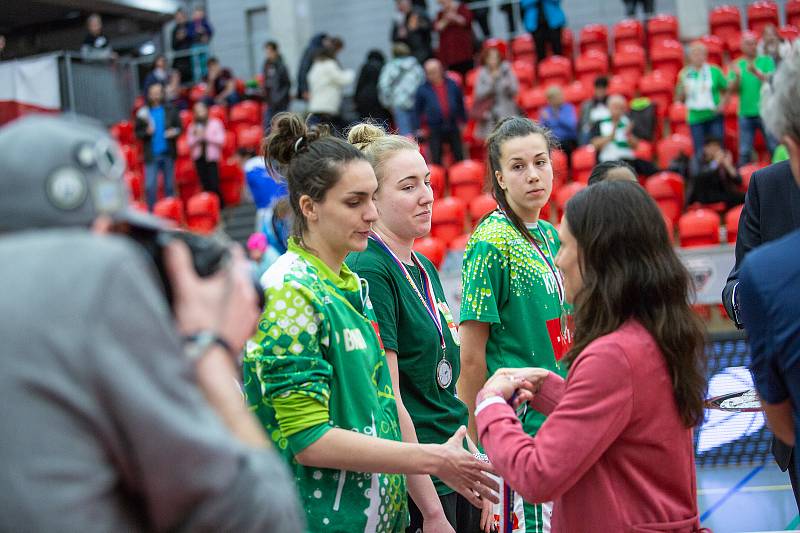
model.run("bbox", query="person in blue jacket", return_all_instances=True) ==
[414,58,466,165]
[520,0,566,63]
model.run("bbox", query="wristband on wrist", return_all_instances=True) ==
[182,331,234,361]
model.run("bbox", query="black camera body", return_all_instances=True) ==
[129,227,265,310]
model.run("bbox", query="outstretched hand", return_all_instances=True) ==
[434,426,499,508]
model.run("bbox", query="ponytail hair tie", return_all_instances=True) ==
[294,136,305,153]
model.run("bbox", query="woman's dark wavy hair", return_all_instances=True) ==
[563,181,707,427]
[263,112,365,244]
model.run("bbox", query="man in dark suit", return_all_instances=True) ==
[414,58,466,165]
[722,159,800,511]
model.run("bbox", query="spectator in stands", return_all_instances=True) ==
[187,101,226,207]
[354,49,392,125]
[247,232,281,280]
[262,41,291,130]
[675,42,728,160]
[466,0,518,39]
[622,0,655,17]
[473,46,520,142]
[307,39,355,133]
[434,0,475,78]
[628,95,657,141]
[188,7,213,78]
[578,76,610,145]
[297,33,329,100]
[728,31,778,166]
[136,83,182,210]
[0,35,6,61]
[415,58,467,164]
[520,0,565,63]
[0,115,301,532]
[165,69,188,110]
[171,9,192,82]
[392,0,433,65]
[591,94,658,177]
[758,24,792,65]
[205,57,239,107]
[143,54,169,93]
[379,43,426,137]
[81,13,114,61]
[737,50,800,483]
[686,137,744,209]
[540,85,578,161]
[237,141,288,249]
[587,160,639,185]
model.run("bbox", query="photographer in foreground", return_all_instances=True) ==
[0,115,302,532]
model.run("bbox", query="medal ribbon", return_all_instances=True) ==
[369,232,446,351]
[504,212,565,306]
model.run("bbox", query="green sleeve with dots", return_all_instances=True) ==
[460,238,507,324]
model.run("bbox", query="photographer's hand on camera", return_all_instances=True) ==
[163,239,268,447]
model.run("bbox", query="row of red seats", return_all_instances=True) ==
[147,192,222,234]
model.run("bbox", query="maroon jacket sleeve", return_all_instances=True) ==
[476,341,633,503]
[529,371,566,415]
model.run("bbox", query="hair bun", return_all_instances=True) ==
[347,122,387,151]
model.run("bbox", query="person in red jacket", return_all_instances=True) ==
[475,180,708,532]
[434,0,475,78]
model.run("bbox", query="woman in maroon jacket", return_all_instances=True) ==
[474,181,708,532]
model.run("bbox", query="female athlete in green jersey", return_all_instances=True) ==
[243,113,497,533]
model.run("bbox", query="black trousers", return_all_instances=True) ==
[407,491,483,533]
[624,0,655,17]
[428,127,465,165]
[194,158,224,208]
[532,5,563,62]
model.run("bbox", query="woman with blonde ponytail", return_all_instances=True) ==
[346,123,489,532]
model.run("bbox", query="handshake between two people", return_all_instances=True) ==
[482,367,552,408]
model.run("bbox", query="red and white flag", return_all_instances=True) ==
[0,54,61,125]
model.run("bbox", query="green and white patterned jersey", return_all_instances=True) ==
[243,239,408,533]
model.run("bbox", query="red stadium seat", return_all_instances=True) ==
[554,181,586,217]
[189,83,208,104]
[779,25,800,42]
[550,148,568,181]
[697,35,725,67]
[787,0,800,27]
[222,130,236,159]
[110,120,134,145]
[186,192,220,234]
[483,38,509,59]
[639,71,675,118]
[413,236,447,269]
[725,204,744,243]
[219,157,245,206]
[519,86,547,117]
[650,39,684,83]
[208,105,228,127]
[124,171,143,202]
[574,51,609,87]
[449,159,485,203]
[561,28,575,58]
[647,14,679,47]
[634,139,654,161]
[120,144,140,173]
[668,102,690,137]
[511,60,536,88]
[538,55,572,88]
[613,19,643,50]
[511,34,536,60]
[153,197,184,227]
[579,24,609,55]
[657,134,693,168]
[563,80,592,108]
[747,1,779,34]
[446,70,464,91]
[465,68,480,94]
[468,193,498,226]
[428,163,446,199]
[738,163,764,191]
[179,109,193,130]
[571,145,597,183]
[612,45,646,85]
[176,133,191,159]
[229,100,261,127]
[678,208,721,247]
[236,124,263,152]
[710,5,743,47]
[129,200,148,213]
[607,74,637,100]
[645,173,684,228]
[448,233,471,252]
[431,196,467,245]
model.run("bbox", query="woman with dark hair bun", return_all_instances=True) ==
[586,159,638,185]
[474,180,707,531]
[243,112,497,533]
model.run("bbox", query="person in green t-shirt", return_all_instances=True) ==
[242,112,498,533]
[459,116,572,533]
[675,41,727,160]
[345,123,488,533]
[728,31,778,166]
